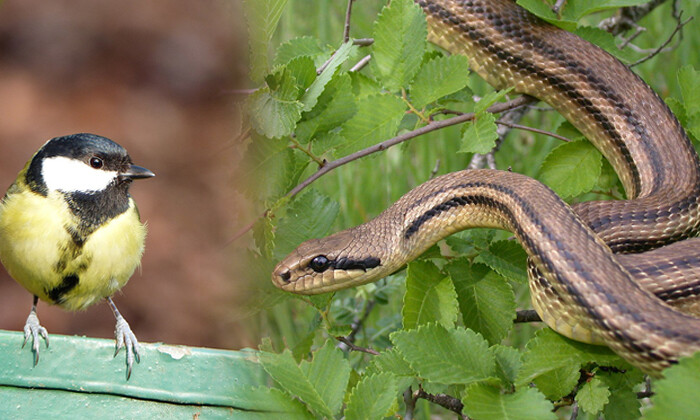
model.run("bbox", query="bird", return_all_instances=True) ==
[0,133,154,379]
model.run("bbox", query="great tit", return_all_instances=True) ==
[0,133,154,379]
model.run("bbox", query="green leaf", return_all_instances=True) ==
[273,189,339,260]
[296,73,357,144]
[284,56,317,92]
[391,323,495,385]
[532,364,580,401]
[643,352,700,420]
[365,347,416,391]
[459,112,499,154]
[371,0,427,91]
[247,69,304,138]
[410,55,471,108]
[475,240,529,284]
[402,261,459,329]
[274,36,326,67]
[447,261,516,345]
[302,42,357,111]
[235,386,314,419]
[345,373,399,420]
[600,369,641,420]
[244,0,289,82]
[462,384,557,420]
[491,345,522,387]
[241,134,308,202]
[573,27,635,64]
[576,376,610,416]
[516,0,573,30]
[678,65,700,117]
[475,88,514,114]
[563,0,649,21]
[259,341,350,418]
[517,329,628,387]
[337,93,407,156]
[539,140,602,199]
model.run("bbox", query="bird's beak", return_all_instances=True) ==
[120,164,155,180]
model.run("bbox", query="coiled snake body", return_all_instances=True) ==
[273,0,700,374]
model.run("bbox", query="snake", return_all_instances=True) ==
[272,0,700,374]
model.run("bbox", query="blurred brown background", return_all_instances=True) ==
[0,0,254,349]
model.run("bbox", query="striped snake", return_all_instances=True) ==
[272,0,700,374]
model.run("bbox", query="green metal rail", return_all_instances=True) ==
[0,330,288,419]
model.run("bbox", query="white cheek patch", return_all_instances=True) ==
[41,156,118,193]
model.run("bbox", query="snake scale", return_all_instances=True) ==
[272,0,700,374]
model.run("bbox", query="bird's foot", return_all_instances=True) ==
[22,308,49,365]
[114,314,140,380]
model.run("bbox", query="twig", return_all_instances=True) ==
[334,336,380,355]
[230,95,536,242]
[350,54,371,72]
[468,102,532,169]
[628,14,692,68]
[343,0,355,43]
[495,120,573,143]
[337,299,376,351]
[352,38,374,46]
[598,0,670,35]
[415,387,466,418]
[515,309,541,323]
[404,387,416,420]
[552,0,567,15]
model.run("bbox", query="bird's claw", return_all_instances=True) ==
[22,310,49,365]
[114,315,140,380]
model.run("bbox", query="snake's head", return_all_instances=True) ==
[272,228,389,295]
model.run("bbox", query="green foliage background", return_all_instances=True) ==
[241,0,700,418]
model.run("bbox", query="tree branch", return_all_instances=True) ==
[628,14,692,68]
[334,335,379,355]
[343,0,355,43]
[415,387,466,419]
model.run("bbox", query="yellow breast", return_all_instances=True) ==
[0,185,146,311]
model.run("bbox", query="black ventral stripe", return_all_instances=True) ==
[48,274,79,303]
[419,0,652,195]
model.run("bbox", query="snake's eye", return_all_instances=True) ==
[309,255,331,272]
[89,157,104,169]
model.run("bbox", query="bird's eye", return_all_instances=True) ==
[89,157,104,169]
[309,255,331,273]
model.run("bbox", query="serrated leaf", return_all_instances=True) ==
[260,341,350,418]
[573,26,635,64]
[410,55,471,108]
[244,0,289,82]
[601,371,641,420]
[300,341,351,416]
[241,134,308,202]
[403,261,459,329]
[371,0,427,91]
[274,36,327,67]
[678,65,700,117]
[447,261,516,344]
[302,42,357,111]
[539,140,602,198]
[576,376,610,415]
[517,329,629,387]
[491,345,522,387]
[345,373,399,420]
[516,0,576,30]
[643,352,700,420]
[391,323,495,385]
[235,386,314,419]
[475,88,514,114]
[337,93,406,155]
[284,56,317,92]
[273,189,339,260]
[365,348,416,391]
[462,384,557,420]
[533,364,580,401]
[459,112,499,154]
[296,73,357,143]
[248,69,304,138]
[476,240,529,283]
